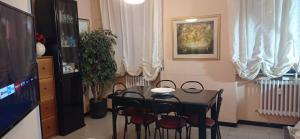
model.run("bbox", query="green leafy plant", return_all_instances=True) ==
[79,29,117,102]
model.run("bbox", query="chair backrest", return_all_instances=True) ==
[180,81,204,93]
[156,80,177,89]
[112,82,127,95]
[216,89,224,120]
[151,94,183,116]
[122,90,146,116]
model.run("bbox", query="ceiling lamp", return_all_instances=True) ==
[124,0,145,5]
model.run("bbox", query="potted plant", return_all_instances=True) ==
[79,29,117,118]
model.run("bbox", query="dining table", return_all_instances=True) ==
[108,86,219,139]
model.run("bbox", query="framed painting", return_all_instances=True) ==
[172,15,221,60]
[78,18,90,33]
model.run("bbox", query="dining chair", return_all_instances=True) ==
[113,82,127,95]
[186,89,224,139]
[156,80,177,89]
[121,91,156,139]
[180,81,204,93]
[112,82,134,138]
[151,94,187,139]
[180,81,205,117]
[112,82,128,115]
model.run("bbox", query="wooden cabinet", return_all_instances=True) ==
[37,56,58,139]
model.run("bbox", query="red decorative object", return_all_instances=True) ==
[35,33,46,44]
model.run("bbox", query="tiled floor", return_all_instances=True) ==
[52,113,284,139]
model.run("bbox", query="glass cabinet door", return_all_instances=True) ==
[56,0,80,74]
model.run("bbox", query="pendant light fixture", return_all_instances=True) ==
[124,0,145,5]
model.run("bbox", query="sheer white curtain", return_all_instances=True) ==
[100,0,163,81]
[232,0,300,80]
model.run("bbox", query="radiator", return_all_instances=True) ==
[258,79,300,117]
[125,75,150,88]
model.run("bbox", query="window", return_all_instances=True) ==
[232,0,300,80]
[294,1,300,57]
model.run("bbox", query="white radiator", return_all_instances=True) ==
[125,75,150,88]
[258,79,300,117]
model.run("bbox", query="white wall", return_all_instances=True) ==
[0,0,31,13]
[2,107,42,139]
[0,0,42,139]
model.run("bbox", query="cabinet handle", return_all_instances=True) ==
[47,126,50,129]
[42,67,46,70]
[44,88,47,90]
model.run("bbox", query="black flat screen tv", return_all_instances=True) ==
[0,1,39,137]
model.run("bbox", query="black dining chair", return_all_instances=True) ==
[112,82,134,139]
[156,80,177,89]
[122,91,156,139]
[113,82,127,95]
[112,82,128,116]
[186,89,224,139]
[180,81,205,117]
[151,94,187,139]
[180,81,204,93]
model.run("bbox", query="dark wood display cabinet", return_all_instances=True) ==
[34,0,85,136]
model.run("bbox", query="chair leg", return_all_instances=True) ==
[185,126,189,139]
[162,129,164,138]
[167,129,169,139]
[154,128,157,139]
[158,129,162,139]
[175,129,177,139]
[123,116,128,139]
[148,126,151,138]
[187,126,192,139]
[144,126,148,139]
[179,129,182,139]
[188,126,191,139]
[217,125,221,139]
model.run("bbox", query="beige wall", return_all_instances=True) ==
[161,0,299,124]
[77,0,102,31]
[77,0,92,29]
[0,0,42,138]
[162,0,237,123]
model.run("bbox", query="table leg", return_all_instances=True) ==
[211,105,217,139]
[112,102,117,139]
[135,124,141,139]
[198,109,206,139]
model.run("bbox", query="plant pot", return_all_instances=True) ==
[89,98,107,119]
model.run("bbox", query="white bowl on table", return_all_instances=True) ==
[151,88,175,95]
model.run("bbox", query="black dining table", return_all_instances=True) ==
[108,86,219,139]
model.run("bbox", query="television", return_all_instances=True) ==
[0,1,39,137]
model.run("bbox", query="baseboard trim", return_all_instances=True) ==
[238,120,291,128]
[219,121,238,127]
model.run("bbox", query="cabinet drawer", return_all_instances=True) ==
[41,99,56,119]
[37,57,53,79]
[39,78,55,101]
[42,116,58,139]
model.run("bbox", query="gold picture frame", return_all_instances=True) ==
[78,18,90,33]
[172,15,221,60]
